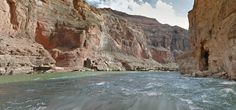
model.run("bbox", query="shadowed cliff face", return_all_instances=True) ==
[0,0,189,75]
[178,0,236,79]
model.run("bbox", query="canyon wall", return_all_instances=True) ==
[178,0,236,79]
[0,0,188,75]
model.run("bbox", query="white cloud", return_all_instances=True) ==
[86,0,189,29]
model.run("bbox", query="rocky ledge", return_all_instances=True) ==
[178,0,236,80]
[0,0,189,75]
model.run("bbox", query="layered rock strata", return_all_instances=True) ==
[0,0,189,75]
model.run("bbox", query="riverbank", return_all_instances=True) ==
[0,71,168,84]
[0,71,112,84]
[0,61,179,82]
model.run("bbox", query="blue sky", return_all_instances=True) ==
[85,0,194,29]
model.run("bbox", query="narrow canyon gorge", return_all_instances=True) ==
[1,0,236,109]
[1,0,235,80]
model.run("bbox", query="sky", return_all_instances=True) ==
[85,0,194,29]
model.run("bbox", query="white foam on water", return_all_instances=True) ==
[223,101,231,106]
[120,87,138,95]
[202,88,216,91]
[202,99,210,103]
[220,88,236,95]
[176,84,189,89]
[145,82,163,89]
[178,97,202,110]
[189,105,203,110]
[35,106,47,110]
[49,76,72,80]
[95,82,106,86]
[25,99,41,103]
[220,81,236,85]
[200,94,207,99]
[142,91,160,96]
[128,79,134,82]
[179,98,193,104]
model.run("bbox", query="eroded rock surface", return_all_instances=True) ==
[0,0,188,75]
[178,0,236,79]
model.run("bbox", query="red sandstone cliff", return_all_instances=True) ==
[0,0,189,75]
[178,0,236,79]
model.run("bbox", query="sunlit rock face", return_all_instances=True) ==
[178,0,236,79]
[0,0,55,75]
[0,0,189,75]
[108,10,189,63]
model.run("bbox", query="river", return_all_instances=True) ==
[0,71,236,110]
